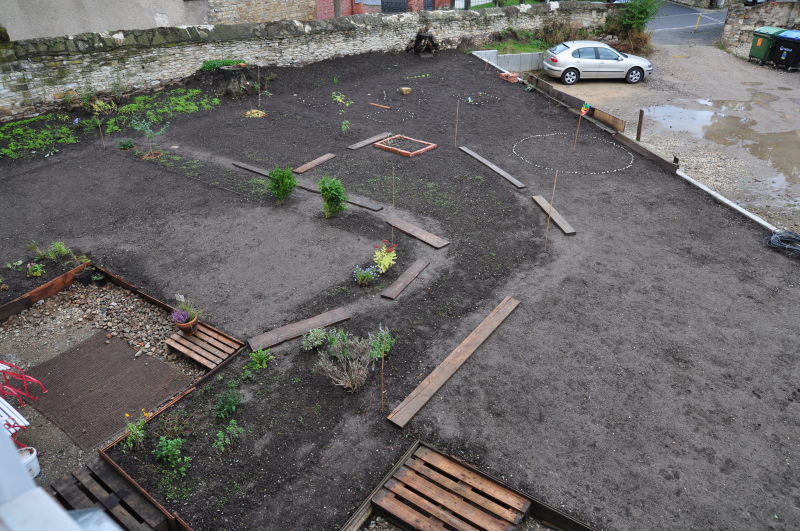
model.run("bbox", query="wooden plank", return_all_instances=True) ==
[196,323,243,349]
[181,333,229,360]
[384,478,479,531]
[293,153,336,174]
[169,335,225,364]
[52,478,96,510]
[459,147,525,189]
[380,259,429,300]
[385,218,449,249]
[73,469,147,530]
[387,297,520,428]
[592,108,625,133]
[531,195,576,235]
[368,103,391,109]
[405,457,522,524]
[372,489,445,531]
[414,447,530,513]
[192,329,236,355]
[348,132,392,150]
[393,467,513,531]
[165,338,217,370]
[248,307,351,351]
[86,459,166,530]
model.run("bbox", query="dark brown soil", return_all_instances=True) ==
[3,50,799,531]
[0,251,82,305]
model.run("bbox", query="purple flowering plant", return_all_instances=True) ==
[171,309,190,324]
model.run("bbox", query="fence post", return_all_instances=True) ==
[465,0,471,9]
[636,109,644,141]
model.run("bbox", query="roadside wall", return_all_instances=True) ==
[0,3,607,120]
[668,0,719,9]
[207,0,317,24]
[723,1,800,57]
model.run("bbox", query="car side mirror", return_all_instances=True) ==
[617,57,624,61]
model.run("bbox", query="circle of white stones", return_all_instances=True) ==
[364,108,416,124]
[512,132,634,175]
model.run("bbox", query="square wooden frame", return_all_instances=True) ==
[374,135,437,158]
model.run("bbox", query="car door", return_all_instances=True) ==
[570,47,600,78]
[596,47,626,78]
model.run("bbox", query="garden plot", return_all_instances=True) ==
[2,49,800,531]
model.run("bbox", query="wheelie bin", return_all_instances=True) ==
[749,26,786,65]
[771,30,800,70]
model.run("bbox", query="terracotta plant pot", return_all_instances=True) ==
[176,316,198,335]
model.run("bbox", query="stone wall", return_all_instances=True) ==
[207,0,317,24]
[722,1,800,57]
[0,2,608,119]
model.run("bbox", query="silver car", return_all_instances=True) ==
[542,40,653,85]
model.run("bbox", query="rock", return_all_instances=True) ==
[105,333,113,339]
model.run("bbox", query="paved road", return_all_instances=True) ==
[648,1,727,45]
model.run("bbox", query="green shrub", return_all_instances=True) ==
[318,177,347,218]
[620,0,662,32]
[369,325,396,362]
[201,59,245,71]
[246,349,274,370]
[301,328,326,351]
[47,241,71,260]
[212,419,244,452]
[79,116,101,133]
[215,381,241,419]
[118,138,135,150]
[153,437,192,476]
[268,167,297,203]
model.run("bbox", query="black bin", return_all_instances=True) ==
[771,30,800,69]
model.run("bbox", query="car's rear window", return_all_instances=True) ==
[548,43,569,55]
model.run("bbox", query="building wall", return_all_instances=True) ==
[0,2,608,119]
[722,1,799,57]
[207,0,317,24]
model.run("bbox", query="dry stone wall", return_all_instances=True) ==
[0,3,607,119]
[723,1,799,57]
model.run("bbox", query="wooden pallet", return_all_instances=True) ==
[372,445,530,531]
[51,457,169,530]
[165,322,244,371]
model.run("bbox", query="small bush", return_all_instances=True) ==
[118,138,135,150]
[246,349,274,370]
[215,381,241,419]
[369,325,396,362]
[122,409,149,453]
[301,328,326,351]
[201,59,245,71]
[620,0,662,32]
[373,241,397,274]
[353,265,380,286]
[47,241,71,261]
[268,167,297,203]
[79,116,101,133]
[153,437,192,476]
[319,177,347,218]
[316,332,371,393]
[212,419,244,452]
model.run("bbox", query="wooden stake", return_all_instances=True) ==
[380,351,385,413]
[636,109,644,141]
[572,115,582,151]
[454,98,460,148]
[544,170,559,249]
[257,65,261,109]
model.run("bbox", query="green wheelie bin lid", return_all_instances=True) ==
[749,26,787,61]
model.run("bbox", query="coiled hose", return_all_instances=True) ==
[768,230,800,257]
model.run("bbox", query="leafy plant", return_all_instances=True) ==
[246,349,274,371]
[91,272,105,282]
[131,118,170,155]
[0,114,77,159]
[212,419,244,452]
[122,409,149,453]
[201,59,245,71]
[332,91,354,134]
[316,331,371,392]
[301,328,326,351]
[620,0,662,32]
[268,167,297,204]
[5,260,23,272]
[118,139,135,150]
[215,381,241,419]
[369,325,396,363]
[340,119,351,134]
[153,437,192,476]
[319,177,347,218]
[171,299,202,323]
[25,263,45,277]
[353,265,380,286]
[373,240,397,274]
[46,241,71,261]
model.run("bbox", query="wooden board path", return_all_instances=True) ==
[386,218,449,249]
[348,132,392,150]
[381,259,429,300]
[248,307,351,351]
[387,296,520,428]
[293,153,336,174]
[231,161,383,211]
[459,147,526,189]
[531,195,576,235]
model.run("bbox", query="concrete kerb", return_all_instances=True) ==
[470,50,781,235]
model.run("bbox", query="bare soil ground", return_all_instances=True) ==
[1,50,799,531]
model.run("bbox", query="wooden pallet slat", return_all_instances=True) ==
[192,329,237,354]
[164,338,217,370]
[459,147,526,189]
[293,153,336,174]
[196,323,243,350]
[168,335,225,364]
[248,307,351,351]
[181,333,229,359]
[381,259,429,300]
[385,218,449,249]
[348,132,392,150]
[72,469,147,530]
[86,459,166,530]
[383,479,479,531]
[372,489,446,531]
[531,195,576,235]
[52,477,96,510]
[387,297,520,428]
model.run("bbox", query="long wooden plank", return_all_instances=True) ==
[459,147,525,189]
[372,489,445,531]
[293,153,336,174]
[52,478,96,510]
[381,259,429,300]
[393,467,513,531]
[86,460,165,530]
[384,478,479,531]
[73,469,146,530]
[531,195,576,235]
[387,297,519,428]
[348,132,391,150]
[385,218,449,249]
[405,457,522,524]
[169,335,224,364]
[248,307,351,351]
[414,447,530,513]
[164,338,217,370]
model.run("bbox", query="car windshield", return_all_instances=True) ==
[548,43,569,55]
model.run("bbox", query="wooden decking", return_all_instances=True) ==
[165,322,244,371]
[51,457,170,530]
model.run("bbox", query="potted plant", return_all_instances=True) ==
[171,301,202,335]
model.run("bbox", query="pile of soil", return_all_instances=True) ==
[182,66,279,98]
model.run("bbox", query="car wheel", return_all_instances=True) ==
[626,67,643,84]
[561,69,579,86]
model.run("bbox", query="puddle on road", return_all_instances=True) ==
[644,89,800,204]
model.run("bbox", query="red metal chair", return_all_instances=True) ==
[0,360,47,408]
